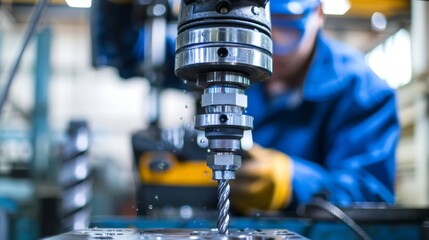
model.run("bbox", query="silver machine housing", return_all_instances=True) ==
[175,0,273,181]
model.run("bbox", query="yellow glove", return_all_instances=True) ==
[230,144,293,215]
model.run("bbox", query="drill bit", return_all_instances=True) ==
[217,180,230,234]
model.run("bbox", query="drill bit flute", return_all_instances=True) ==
[174,0,273,234]
[217,180,230,234]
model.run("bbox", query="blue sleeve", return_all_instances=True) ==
[291,80,400,206]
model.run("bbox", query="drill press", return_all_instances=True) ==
[174,0,273,234]
[45,1,311,239]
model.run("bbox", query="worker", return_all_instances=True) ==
[229,0,400,214]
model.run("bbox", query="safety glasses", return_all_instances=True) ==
[271,7,318,56]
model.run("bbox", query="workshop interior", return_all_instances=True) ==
[0,0,428,239]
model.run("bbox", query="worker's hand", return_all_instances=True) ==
[230,144,293,215]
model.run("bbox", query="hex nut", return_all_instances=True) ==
[207,154,241,170]
[201,93,247,108]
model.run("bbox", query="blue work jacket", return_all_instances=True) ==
[246,32,400,206]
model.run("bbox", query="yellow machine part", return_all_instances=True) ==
[139,152,217,187]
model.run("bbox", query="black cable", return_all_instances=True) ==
[0,0,49,117]
[298,197,372,240]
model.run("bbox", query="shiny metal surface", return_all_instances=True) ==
[60,181,92,215]
[194,114,253,130]
[176,1,271,35]
[205,106,243,114]
[176,27,272,52]
[205,86,245,94]
[199,72,250,87]
[175,47,272,83]
[202,93,247,108]
[45,228,308,240]
[209,140,242,152]
[217,181,230,234]
[174,0,273,233]
[59,155,89,187]
[202,85,247,110]
[208,154,242,180]
[59,121,92,232]
[213,170,236,180]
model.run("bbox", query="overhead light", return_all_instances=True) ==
[65,0,92,8]
[321,0,351,15]
[371,12,387,31]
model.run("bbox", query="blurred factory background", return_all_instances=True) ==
[0,0,428,239]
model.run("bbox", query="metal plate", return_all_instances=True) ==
[45,228,308,240]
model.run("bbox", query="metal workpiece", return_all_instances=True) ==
[45,228,308,239]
